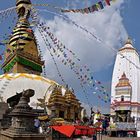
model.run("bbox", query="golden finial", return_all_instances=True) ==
[125,37,133,45]
[16,0,31,6]
[16,0,31,19]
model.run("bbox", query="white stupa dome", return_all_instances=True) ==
[0,73,66,108]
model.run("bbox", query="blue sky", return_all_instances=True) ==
[0,0,140,114]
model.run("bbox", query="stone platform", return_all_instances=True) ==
[102,136,140,140]
[0,131,46,140]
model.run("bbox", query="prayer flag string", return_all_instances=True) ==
[38,22,111,103]
[61,0,116,14]
[31,7,111,104]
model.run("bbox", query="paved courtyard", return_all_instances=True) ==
[102,136,140,140]
[1,132,140,140]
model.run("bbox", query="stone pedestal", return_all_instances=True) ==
[1,89,46,140]
[0,102,8,129]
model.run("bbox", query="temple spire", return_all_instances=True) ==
[125,37,133,45]
[16,0,31,20]
[1,0,44,75]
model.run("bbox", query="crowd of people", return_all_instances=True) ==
[74,108,110,136]
[34,109,110,140]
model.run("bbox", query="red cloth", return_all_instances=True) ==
[88,128,95,135]
[105,0,110,5]
[96,127,102,131]
[51,125,75,137]
[75,125,96,136]
[51,125,96,137]
[75,129,81,135]
[82,129,88,135]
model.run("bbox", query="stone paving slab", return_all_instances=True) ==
[102,136,140,140]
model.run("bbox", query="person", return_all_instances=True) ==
[46,121,51,134]
[102,117,109,135]
[41,121,46,133]
[89,116,93,126]
[90,107,94,125]
[75,118,80,124]
[34,118,40,133]
[92,134,97,140]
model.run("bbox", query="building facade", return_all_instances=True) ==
[111,38,140,126]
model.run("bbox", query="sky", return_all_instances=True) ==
[0,0,140,114]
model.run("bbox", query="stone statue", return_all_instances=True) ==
[22,89,34,103]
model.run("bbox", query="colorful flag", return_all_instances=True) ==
[0,42,4,45]
[98,1,104,9]
[92,4,98,11]
[26,29,32,33]
[0,55,2,60]
[6,48,11,52]
[96,3,100,9]
[105,0,111,6]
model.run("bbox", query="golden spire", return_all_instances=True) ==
[16,0,31,20]
[115,72,131,88]
[119,37,134,52]
[2,0,44,75]
[16,0,31,5]
[125,37,133,45]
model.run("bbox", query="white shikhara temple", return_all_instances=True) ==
[111,38,140,125]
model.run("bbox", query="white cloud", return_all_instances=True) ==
[35,0,127,113]
[38,0,127,71]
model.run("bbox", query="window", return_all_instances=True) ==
[121,95,124,101]
[59,111,64,118]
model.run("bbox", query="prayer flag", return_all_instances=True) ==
[84,8,89,14]
[88,7,91,13]
[6,48,11,52]
[96,3,100,9]
[0,42,4,45]
[98,1,104,9]
[0,55,2,60]
[23,33,28,38]
[101,86,104,88]
[105,0,110,6]
[26,29,32,33]
[91,5,98,12]
[95,87,98,90]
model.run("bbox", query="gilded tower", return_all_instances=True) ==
[2,0,44,75]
